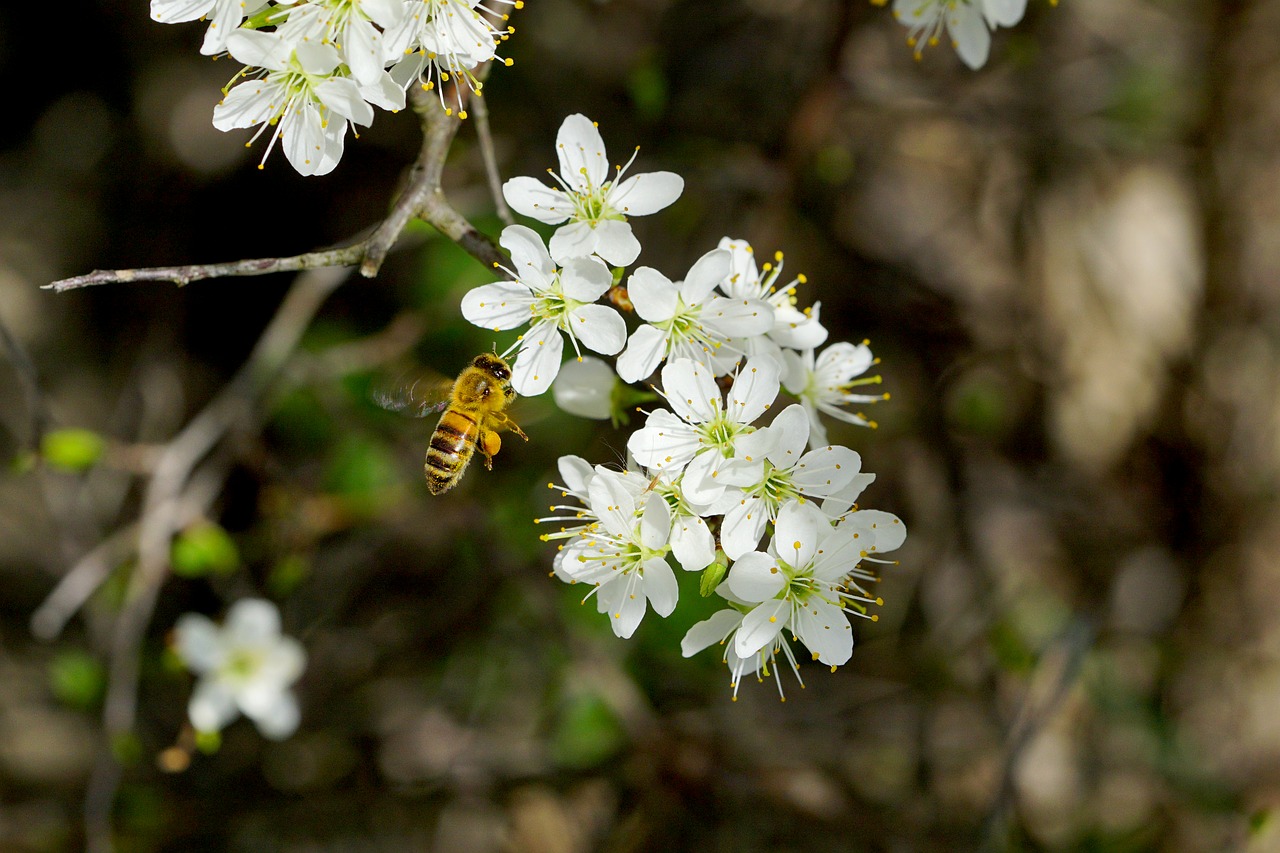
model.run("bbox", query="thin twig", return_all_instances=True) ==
[470,80,513,226]
[0,310,50,448]
[47,85,505,293]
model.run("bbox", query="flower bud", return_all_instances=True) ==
[552,356,618,420]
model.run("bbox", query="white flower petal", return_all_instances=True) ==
[679,249,732,305]
[845,509,907,554]
[174,614,221,674]
[188,680,239,733]
[669,514,715,572]
[559,256,613,302]
[151,0,215,25]
[639,493,671,551]
[734,598,790,658]
[616,324,669,384]
[588,468,639,538]
[200,0,250,55]
[792,445,860,497]
[627,409,700,472]
[681,450,730,506]
[681,609,743,657]
[548,220,599,263]
[721,495,769,561]
[501,224,556,281]
[609,171,684,216]
[461,282,534,331]
[661,358,720,425]
[570,304,627,356]
[224,599,282,645]
[602,579,647,639]
[556,114,608,192]
[794,599,853,667]
[642,556,679,617]
[626,267,678,323]
[244,690,301,740]
[342,17,387,86]
[773,500,824,570]
[821,472,875,517]
[315,77,375,127]
[726,355,782,426]
[503,177,572,224]
[726,550,784,602]
[512,321,565,396]
[983,0,1027,27]
[765,404,810,466]
[706,295,774,340]
[949,7,992,70]
[295,42,342,77]
[213,79,284,131]
[589,220,641,267]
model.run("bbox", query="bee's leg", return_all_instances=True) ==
[479,429,502,470]
[492,413,529,442]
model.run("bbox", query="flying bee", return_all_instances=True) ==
[375,354,528,495]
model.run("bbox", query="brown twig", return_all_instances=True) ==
[46,84,505,294]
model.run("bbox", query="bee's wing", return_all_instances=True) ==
[371,373,455,419]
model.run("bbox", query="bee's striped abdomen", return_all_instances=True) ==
[425,408,479,495]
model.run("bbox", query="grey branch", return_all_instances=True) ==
[46,81,506,294]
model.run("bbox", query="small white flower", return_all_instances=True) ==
[781,341,888,449]
[173,598,306,740]
[627,356,778,506]
[560,468,679,638]
[503,114,685,266]
[214,30,405,176]
[720,404,863,560]
[727,501,886,667]
[552,356,619,420]
[615,249,774,383]
[718,238,828,364]
[982,0,1027,27]
[386,0,519,117]
[150,0,271,56]
[461,225,626,396]
[681,605,809,702]
[891,0,992,70]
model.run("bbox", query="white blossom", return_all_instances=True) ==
[781,341,888,449]
[720,404,863,560]
[726,501,888,668]
[615,250,774,383]
[560,468,678,638]
[717,238,828,365]
[173,598,306,740]
[503,114,684,266]
[214,30,404,175]
[461,225,626,396]
[627,356,778,507]
[276,0,408,86]
[386,0,520,117]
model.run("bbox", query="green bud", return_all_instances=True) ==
[699,550,730,597]
[49,650,106,711]
[41,428,105,472]
[171,523,240,578]
[194,729,222,755]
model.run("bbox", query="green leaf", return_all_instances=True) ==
[551,693,626,769]
[171,522,240,579]
[40,428,105,472]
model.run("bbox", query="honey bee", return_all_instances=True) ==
[377,354,528,495]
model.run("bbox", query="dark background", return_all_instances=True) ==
[2,0,1278,850]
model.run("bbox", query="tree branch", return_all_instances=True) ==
[46,77,506,294]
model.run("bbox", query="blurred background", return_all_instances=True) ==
[1,0,1276,849]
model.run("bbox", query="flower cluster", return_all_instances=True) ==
[876,0,1036,69]
[151,0,523,174]
[463,114,903,699]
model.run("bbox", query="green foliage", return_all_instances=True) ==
[40,428,105,472]
[171,522,240,578]
[323,435,401,515]
[48,650,106,711]
[551,692,626,769]
[627,52,668,122]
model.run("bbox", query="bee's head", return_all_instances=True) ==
[473,353,511,381]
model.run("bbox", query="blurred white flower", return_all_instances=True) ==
[503,114,684,266]
[214,30,404,175]
[889,0,992,70]
[461,225,626,396]
[552,356,618,420]
[614,249,774,382]
[173,598,306,740]
[781,341,888,449]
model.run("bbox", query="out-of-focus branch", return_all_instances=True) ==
[83,266,348,853]
[46,78,507,294]
[471,88,513,226]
